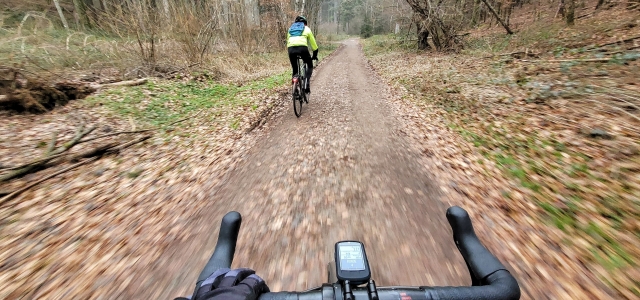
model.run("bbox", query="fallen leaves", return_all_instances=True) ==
[363,31,639,299]
[0,63,291,298]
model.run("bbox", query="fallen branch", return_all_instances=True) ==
[576,12,595,19]
[483,50,539,59]
[0,157,99,205]
[0,125,95,181]
[68,135,150,162]
[480,0,514,34]
[1,105,199,183]
[520,58,612,63]
[46,132,58,155]
[167,63,201,76]
[587,35,640,51]
[166,109,205,126]
[3,109,199,176]
[5,148,74,171]
[68,141,120,161]
[78,109,202,143]
[600,47,640,56]
[78,128,155,143]
[94,78,148,89]
[112,135,152,151]
[554,0,564,19]
[0,136,150,204]
[496,51,524,57]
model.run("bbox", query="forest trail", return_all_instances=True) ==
[138,39,470,299]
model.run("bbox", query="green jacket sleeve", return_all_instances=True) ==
[306,28,318,51]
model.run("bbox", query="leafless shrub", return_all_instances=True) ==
[406,0,466,50]
[258,0,294,50]
[405,0,519,50]
[170,2,220,64]
[1,0,303,79]
[224,1,254,53]
[95,0,161,70]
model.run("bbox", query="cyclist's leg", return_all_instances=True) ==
[287,47,299,78]
[299,51,313,92]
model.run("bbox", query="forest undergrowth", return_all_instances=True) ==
[363,7,640,299]
[0,15,341,296]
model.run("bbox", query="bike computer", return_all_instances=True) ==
[335,241,371,285]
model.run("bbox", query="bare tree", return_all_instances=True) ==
[405,0,463,50]
[72,0,91,29]
[53,0,69,30]
[566,0,575,24]
[480,0,514,34]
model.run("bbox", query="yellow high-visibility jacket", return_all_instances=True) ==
[287,26,318,51]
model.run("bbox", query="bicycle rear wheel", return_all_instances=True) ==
[299,58,309,98]
[292,80,303,117]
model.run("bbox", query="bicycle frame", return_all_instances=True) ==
[297,57,307,88]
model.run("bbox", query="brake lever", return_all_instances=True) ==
[193,211,242,295]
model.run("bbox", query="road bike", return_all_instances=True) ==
[292,57,313,118]
[188,206,521,300]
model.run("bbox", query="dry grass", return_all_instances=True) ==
[0,2,297,83]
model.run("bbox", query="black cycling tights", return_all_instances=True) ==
[288,46,313,83]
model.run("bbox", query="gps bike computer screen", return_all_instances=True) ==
[338,243,365,270]
[335,241,371,284]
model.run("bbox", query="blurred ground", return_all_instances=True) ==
[113,38,479,298]
[362,7,640,298]
[0,39,472,299]
[0,34,634,300]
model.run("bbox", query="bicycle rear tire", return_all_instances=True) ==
[302,77,309,104]
[293,81,303,117]
[300,58,309,102]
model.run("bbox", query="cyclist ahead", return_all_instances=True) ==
[287,16,318,93]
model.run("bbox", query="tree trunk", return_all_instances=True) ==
[72,0,91,29]
[101,0,108,14]
[556,0,565,19]
[416,21,430,50]
[480,0,514,34]
[162,0,170,19]
[53,0,69,30]
[566,0,575,24]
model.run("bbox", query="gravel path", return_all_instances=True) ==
[147,39,470,298]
